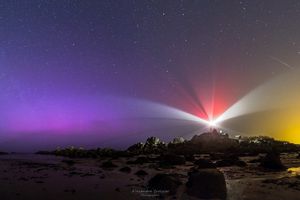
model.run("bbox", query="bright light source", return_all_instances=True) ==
[208,120,216,127]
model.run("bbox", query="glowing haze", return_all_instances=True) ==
[1,1,300,151]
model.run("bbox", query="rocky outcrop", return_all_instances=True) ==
[127,137,167,154]
[190,130,238,153]
[127,142,144,154]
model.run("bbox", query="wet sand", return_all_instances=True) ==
[1,153,300,200]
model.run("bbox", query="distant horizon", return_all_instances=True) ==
[1,128,299,153]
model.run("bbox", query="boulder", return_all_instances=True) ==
[210,153,225,160]
[119,166,131,173]
[62,159,76,166]
[101,160,118,169]
[248,158,261,163]
[194,159,216,169]
[148,173,182,195]
[127,156,151,165]
[186,169,227,199]
[159,154,186,166]
[184,154,195,162]
[259,153,286,170]
[215,154,246,167]
[135,170,148,177]
[235,160,247,167]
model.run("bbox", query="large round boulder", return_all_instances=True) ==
[148,173,182,195]
[259,152,286,170]
[186,169,227,199]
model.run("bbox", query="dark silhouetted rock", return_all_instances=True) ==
[194,159,216,169]
[159,154,185,166]
[235,160,247,167]
[184,154,195,162]
[135,170,148,177]
[143,137,166,154]
[100,175,105,179]
[248,158,261,163]
[51,147,130,159]
[190,130,239,153]
[101,160,118,169]
[215,154,246,167]
[210,153,226,160]
[186,169,227,199]
[127,142,144,153]
[35,180,44,184]
[148,173,182,195]
[35,151,52,155]
[62,159,76,166]
[127,137,167,154]
[126,156,151,165]
[119,166,131,173]
[80,173,95,177]
[260,153,286,170]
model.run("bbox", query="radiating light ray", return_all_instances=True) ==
[206,68,300,143]
[269,56,294,70]
[215,69,300,124]
[137,100,213,126]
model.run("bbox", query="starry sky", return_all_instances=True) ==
[1,0,300,151]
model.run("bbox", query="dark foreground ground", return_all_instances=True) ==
[1,153,300,200]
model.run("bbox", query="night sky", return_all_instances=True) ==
[1,0,300,151]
